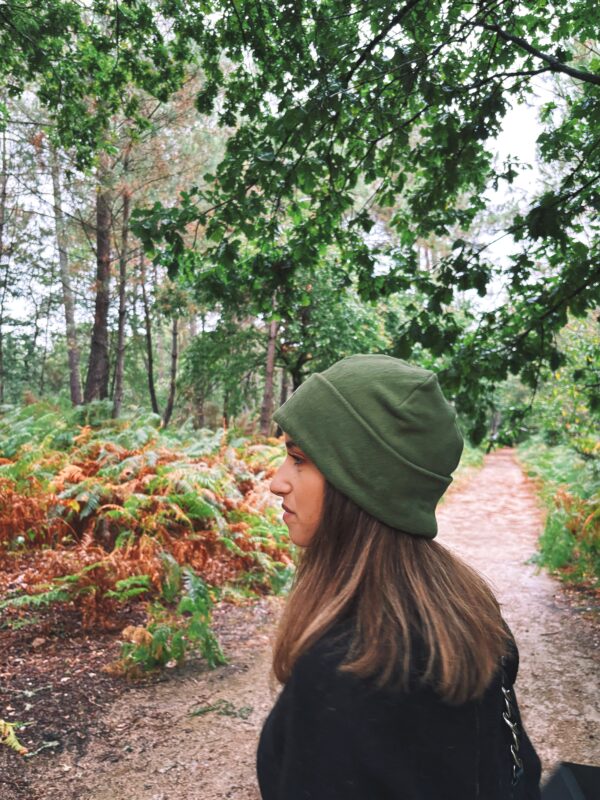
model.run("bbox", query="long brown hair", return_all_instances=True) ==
[272,481,511,704]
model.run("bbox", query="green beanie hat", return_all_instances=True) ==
[272,354,463,538]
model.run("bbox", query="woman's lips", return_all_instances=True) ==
[282,504,295,517]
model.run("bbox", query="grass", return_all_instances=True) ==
[441,442,485,499]
[517,437,599,589]
[458,443,485,471]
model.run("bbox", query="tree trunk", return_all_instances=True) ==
[128,262,148,373]
[112,169,131,418]
[38,296,52,395]
[162,316,178,428]
[291,367,303,391]
[30,294,42,373]
[274,368,289,437]
[109,327,117,399]
[197,393,205,428]
[259,317,279,435]
[84,155,112,403]
[0,129,8,403]
[222,390,229,429]
[140,253,160,414]
[152,259,164,385]
[50,144,83,405]
[280,368,289,406]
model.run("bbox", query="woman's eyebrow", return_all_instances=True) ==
[285,440,303,454]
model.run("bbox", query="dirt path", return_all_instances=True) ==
[438,449,599,774]
[14,450,600,798]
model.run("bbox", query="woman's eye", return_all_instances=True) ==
[291,455,304,465]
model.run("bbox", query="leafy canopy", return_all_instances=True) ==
[2,1,599,437]
[134,1,599,436]
[0,0,194,160]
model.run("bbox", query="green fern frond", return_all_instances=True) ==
[160,552,183,604]
[105,575,151,601]
[0,587,71,610]
[181,567,213,610]
[55,561,105,583]
[218,535,247,557]
[167,492,216,522]
[0,719,28,755]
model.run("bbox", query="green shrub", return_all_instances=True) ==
[518,438,599,587]
[459,442,485,471]
[117,566,227,675]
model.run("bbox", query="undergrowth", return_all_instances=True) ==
[518,437,599,589]
[457,443,485,471]
[111,558,227,676]
[0,401,294,718]
[438,442,484,500]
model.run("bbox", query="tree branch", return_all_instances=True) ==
[511,272,599,349]
[344,0,423,85]
[476,22,600,87]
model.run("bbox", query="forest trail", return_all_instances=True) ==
[437,449,599,773]
[17,449,600,799]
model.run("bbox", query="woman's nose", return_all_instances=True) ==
[269,464,289,496]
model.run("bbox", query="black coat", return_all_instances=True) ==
[257,619,541,799]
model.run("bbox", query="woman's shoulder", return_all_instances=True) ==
[291,617,427,706]
[292,614,520,703]
[293,618,355,683]
[286,617,508,758]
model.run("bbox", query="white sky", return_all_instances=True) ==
[484,99,543,251]
[468,90,547,312]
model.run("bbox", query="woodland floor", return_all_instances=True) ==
[1,448,599,799]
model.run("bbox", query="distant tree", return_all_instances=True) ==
[0,0,193,164]
[273,261,390,391]
[259,309,279,436]
[49,142,83,405]
[0,111,60,402]
[523,312,599,457]
[179,315,265,428]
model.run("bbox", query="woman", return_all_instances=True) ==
[256,355,541,800]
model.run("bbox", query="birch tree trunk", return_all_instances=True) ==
[259,317,279,435]
[140,253,160,414]
[162,316,178,428]
[84,154,112,402]
[274,369,289,437]
[50,144,82,405]
[0,130,8,403]
[152,259,163,386]
[112,156,131,418]
[38,296,52,396]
